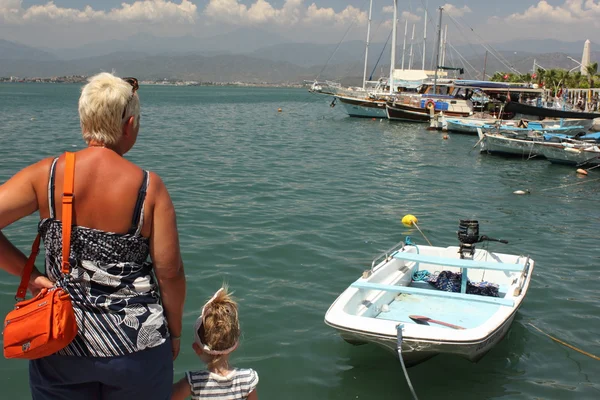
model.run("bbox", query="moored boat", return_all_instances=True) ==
[505,100,600,120]
[325,220,534,367]
[386,94,473,122]
[477,128,548,157]
[335,93,388,119]
[537,143,600,166]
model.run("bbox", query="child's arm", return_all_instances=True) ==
[247,389,258,400]
[171,376,192,400]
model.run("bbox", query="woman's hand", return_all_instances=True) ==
[171,336,181,361]
[28,268,54,296]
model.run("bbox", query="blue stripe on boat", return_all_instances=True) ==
[392,251,524,272]
[351,281,515,307]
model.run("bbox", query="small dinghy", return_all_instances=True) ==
[325,220,534,367]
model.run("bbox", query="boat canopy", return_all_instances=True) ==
[453,80,544,94]
[391,69,429,90]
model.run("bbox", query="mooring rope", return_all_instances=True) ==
[538,177,600,192]
[528,323,600,361]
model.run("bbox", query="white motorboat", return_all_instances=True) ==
[537,142,600,166]
[325,220,534,367]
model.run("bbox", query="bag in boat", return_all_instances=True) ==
[427,271,499,297]
[3,152,78,359]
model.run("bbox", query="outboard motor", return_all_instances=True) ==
[457,220,508,258]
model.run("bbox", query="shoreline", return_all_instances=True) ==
[0,77,304,88]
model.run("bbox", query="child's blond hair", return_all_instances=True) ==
[197,287,240,367]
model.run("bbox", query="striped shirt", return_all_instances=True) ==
[186,368,259,400]
[39,158,168,357]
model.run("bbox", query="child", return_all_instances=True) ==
[172,287,259,400]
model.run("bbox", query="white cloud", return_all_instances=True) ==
[401,11,421,23]
[204,0,366,26]
[0,0,197,24]
[505,0,600,25]
[442,3,472,17]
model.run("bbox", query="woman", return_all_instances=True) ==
[0,72,186,399]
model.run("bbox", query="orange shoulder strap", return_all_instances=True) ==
[15,235,41,301]
[61,152,75,275]
[15,152,75,300]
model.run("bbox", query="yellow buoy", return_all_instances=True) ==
[442,134,448,140]
[576,168,588,175]
[278,108,282,112]
[402,214,418,227]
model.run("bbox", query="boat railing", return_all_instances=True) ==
[370,240,406,272]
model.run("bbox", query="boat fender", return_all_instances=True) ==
[513,190,530,195]
[564,147,581,154]
[425,100,435,111]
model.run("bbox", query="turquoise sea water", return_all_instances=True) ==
[0,83,599,399]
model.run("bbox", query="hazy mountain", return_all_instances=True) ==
[249,40,389,68]
[1,36,598,83]
[0,51,308,83]
[489,39,588,55]
[44,28,293,60]
[0,39,57,61]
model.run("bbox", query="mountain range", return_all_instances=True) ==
[1,30,597,84]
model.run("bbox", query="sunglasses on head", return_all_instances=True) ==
[122,77,139,119]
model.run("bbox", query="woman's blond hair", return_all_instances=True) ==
[198,286,240,367]
[78,72,140,146]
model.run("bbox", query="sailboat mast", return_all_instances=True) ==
[433,7,443,94]
[441,25,448,66]
[422,1,427,70]
[389,0,398,94]
[362,0,373,90]
[482,50,488,80]
[401,19,408,70]
[409,24,415,70]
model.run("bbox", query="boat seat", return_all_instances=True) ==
[392,252,525,272]
[392,251,525,294]
[351,280,514,307]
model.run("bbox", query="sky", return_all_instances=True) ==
[1,1,599,49]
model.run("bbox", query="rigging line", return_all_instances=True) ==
[453,14,517,71]
[444,13,487,70]
[444,12,513,73]
[538,177,600,192]
[330,18,388,84]
[315,18,358,81]
[444,12,519,74]
[447,42,480,78]
[370,27,393,80]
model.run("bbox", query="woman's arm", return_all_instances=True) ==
[149,173,186,360]
[0,161,53,293]
[171,376,191,400]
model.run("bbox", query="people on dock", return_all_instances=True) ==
[0,72,186,399]
[171,287,259,400]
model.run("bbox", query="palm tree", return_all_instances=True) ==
[535,68,545,87]
[585,62,598,88]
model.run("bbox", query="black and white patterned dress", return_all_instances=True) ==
[38,157,168,357]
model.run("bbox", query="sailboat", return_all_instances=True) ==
[386,6,474,122]
[332,0,391,118]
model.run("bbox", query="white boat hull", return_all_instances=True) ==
[325,241,534,367]
[478,132,542,157]
[537,143,600,166]
[339,101,387,118]
[333,309,518,366]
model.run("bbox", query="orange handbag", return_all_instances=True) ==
[3,152,78,359]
